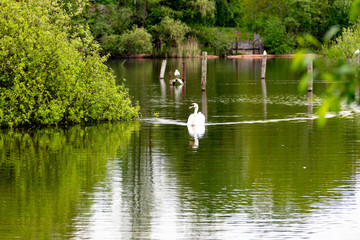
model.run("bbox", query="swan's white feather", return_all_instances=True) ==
[187,103,205,126]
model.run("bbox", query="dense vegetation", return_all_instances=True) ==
[293,0,360,124]
[0,0,140,128]
[63,0,353,56]
[1,0,359,128]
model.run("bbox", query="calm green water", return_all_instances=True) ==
[1,58,360,239]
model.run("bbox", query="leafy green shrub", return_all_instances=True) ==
[195,27,241,55]
[91,21,114,39]
[88,5,134,36]
[262,17,295,54]
[323,24,360,66]
[101,34,122,55]
[118,27,153,56]
[0,0,139,128]
[152,17,190,56]
[100,27,152,57]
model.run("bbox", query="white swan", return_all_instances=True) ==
[187,103,205,126]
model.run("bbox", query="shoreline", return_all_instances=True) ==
[226,54,296,59]
[118,54,312,59]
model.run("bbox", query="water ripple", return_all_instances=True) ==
[141,115,326,126]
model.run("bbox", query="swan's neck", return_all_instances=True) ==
[193,106,198,115]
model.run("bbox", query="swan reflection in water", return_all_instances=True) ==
[187,124,205,149]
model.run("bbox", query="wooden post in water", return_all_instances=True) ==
[307,60,313,92]
[261,50,267,80]
[182,62,186,83]
[355,49,359,101]
[160,60,167,79]
[307,60,314,115]
[201,52,207,91]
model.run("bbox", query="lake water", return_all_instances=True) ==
[1,58,360,239]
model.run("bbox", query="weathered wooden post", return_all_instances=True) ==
[201,52,207,91]
[182,62,186,83]
[160,59,167,79]
[307,60,314,114]
[261,50,267,80]
[307,60,313,92]
[355,49,359,101]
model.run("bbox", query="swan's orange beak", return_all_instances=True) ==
[189,105,194,109]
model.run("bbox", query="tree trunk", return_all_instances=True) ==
[143,0,147,20]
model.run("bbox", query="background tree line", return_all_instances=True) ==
[64,0,353,56]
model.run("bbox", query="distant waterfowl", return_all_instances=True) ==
[173,69,184,85]
[174,69,180,77]
[187,103,205,126]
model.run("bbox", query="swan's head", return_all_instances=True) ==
[189,103,199,109]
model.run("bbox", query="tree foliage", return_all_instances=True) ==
[262,17,295,54]
[293,1,360,125]
[151,16,190,55]
[118,27,153,56]
[82,0,353,55]
[0,0,139,128]
[323,23,360,65]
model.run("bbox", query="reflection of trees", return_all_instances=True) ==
[179,119,359,218]
[118,126,156,239]
[0,122,138,239]
[108,58,201,119]
[103,58,360,237]
[134,118,360,238]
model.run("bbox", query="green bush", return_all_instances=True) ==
[100,27,152,57]
[89,6,134,36]
[323,24,360,66]
[152,17,190,56]
[118,27,153,56]
[262,17,295,54]
[195,26,242,56]
[91,21,114,39]
[101,34,122,55]
[0,0,140,128]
